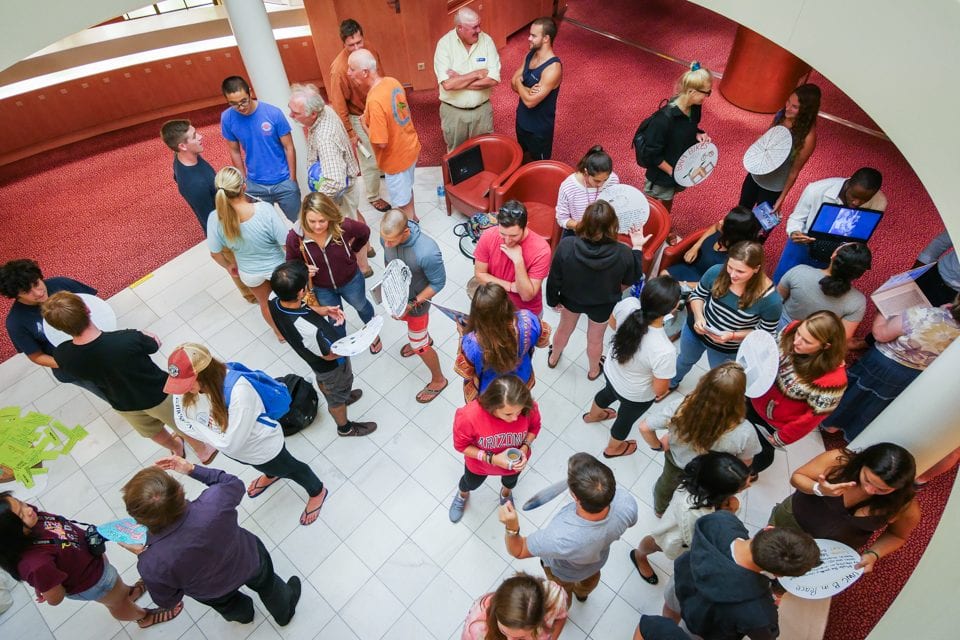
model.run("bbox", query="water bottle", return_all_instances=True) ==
[436,184,445,209]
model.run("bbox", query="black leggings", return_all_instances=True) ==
[746,402,777,473]
[459,464,520,493]
[738,173,781,210]
[252,445,324,497]
[595,378,655,441]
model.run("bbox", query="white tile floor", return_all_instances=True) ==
[0,167,827,639]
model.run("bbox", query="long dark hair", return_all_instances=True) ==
[611,277,680,365]
[0,491,32,580]
[467,283,519,375]
[774,83,821,154]
[679,452,751,510]
[718,206,762,249]
[821,243,871,297]
[825,444,917,521]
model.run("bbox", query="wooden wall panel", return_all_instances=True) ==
[0,36,322,166]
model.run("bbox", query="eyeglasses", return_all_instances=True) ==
[694,88,712,97]
[227,97,250,109]
[498,202,526,218]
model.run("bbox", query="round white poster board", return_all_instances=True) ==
[735,330,779,398]
[779,538,864,599]
[674,142,719,187]
[743,125,793,175]
[602,183,651,234]
[331,316,384,356]
[43,293,116,346]
[377,259,413,318]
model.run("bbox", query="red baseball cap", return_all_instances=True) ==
[164,343,213,394]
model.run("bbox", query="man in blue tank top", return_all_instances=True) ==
[511,17,562,162]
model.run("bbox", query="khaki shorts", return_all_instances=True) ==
[643,179,685,201]
[116,395,177,438]
[314,359,354,407]
[337,179,362,221]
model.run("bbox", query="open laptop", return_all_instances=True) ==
[446,144,484,185]
[806,202,884,262]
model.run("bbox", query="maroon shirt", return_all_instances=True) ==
[17,511,105,596]
[285,218,370,289]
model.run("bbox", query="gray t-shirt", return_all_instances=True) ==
[526,487,638,582]
[779,264,866,324]
[646,398,762,467]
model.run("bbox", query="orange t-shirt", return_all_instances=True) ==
[363,77,421,174]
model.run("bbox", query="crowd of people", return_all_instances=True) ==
[1,8,959,639]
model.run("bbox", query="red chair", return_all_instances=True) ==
[442,134,522,216]
[493,160,574,252]
[617,195,672,275]
[659,225,710,273]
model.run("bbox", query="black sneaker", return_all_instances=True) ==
[337,421,377,437]
[275,576,301,627]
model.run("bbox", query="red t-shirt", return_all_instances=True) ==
[453,400,542,476]
[16,511,105,596]
[474,227,552,316]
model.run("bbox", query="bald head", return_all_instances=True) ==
[380,209,409,238]
[348,49,378,73]
[454,7,479,26]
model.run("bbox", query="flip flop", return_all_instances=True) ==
[629,549,659,584]
[346,389,363,406]
[546,345,559,368]
[137,602,184,628]
[401,338,434,358]
[587,369,603,381]
[582,408,618,423]
[300,487,328,526]
[201,448,219,465]
[129,579,147,602]
[247,475,280,499]
[370,198,392,212]
[369,337,383,355]
[603,440,638,459]
[416,379,449,403]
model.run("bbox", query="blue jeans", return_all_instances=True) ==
[246,178,302,222]
[67,559,118,601]
[670,323,737,387]
[772,238,828,283]
[314,269,375,338]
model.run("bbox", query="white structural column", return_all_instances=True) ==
[850,338,960,474]
[222,0,308,187]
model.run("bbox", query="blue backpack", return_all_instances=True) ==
[224,363,292,427]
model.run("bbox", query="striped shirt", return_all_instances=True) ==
[555,171,620,228]
[690,264,782,353]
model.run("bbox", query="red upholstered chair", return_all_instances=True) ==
[617,195,672,275]
[659,225,710,273]
[442,134,522,216]
[493,160,574,252]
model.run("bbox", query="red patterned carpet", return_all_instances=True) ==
[0,2,952,636]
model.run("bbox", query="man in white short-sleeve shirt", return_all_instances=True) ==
[434,7,500,151]
[498,453,638,604]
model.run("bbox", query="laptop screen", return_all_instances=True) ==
[809,203,883,241]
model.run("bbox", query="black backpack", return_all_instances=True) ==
[631,100,670,168]
[276,374,319,436]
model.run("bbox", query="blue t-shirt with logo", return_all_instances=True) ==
[220,101,292,185]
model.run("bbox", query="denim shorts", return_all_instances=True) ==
[67,559,118,602]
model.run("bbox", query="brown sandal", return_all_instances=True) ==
[603,440,638,458]
[247,475,280,499]
[137,602,184,628]
[129,579,146,602]
[582,408,617,423]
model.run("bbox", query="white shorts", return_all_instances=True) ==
[238,270,272,288]
[385,162,416,207]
